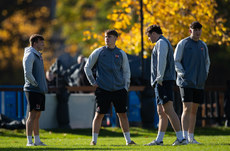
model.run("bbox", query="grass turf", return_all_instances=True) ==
[0,127,230,151]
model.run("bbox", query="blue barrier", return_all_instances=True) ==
[4,91,17,119]
[128,91,141,122]
[0,85,27,120]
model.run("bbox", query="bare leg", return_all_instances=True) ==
[26,110,37,136]
[157,105,168,132]
[117,113,135,144]
[144,105,168,145]
[188,103,199,134]
[90,112,104,145]
[162,101,181,132]
[33,111,41,136]
[92,112,104,133]
[117,113,129,132]
[181,102,192,138]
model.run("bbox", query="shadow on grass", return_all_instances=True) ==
[0,147,138,151]
[45,126,230,137]
[144,127,230,136]
[0,133,25,138]
[0,129,25,138]
[204,143,230,146]
[188,127,230,136]
[1,126,230,139]
[44,128,143,137]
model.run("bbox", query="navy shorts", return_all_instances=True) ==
[95,87,128,114]
[179,87,204,104]
[25,91,45,111]
[154,80,175,105]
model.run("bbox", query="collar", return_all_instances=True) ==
[30,46,42,57]
[105,45,117,50]
[157,35,163,42]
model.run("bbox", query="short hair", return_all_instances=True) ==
[146,25,163,34]
[105,29,118,37]
[29,34,44,46]
[190,21,202,29]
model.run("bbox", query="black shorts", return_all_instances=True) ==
[179,87,204,104]
[25,91,45,111]
[95,87,128,114]
[154,80,175,105]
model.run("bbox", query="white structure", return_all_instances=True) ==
[39,93,95,129]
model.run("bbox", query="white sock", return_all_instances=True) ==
[27,136,33,144]
[188,133,194,141]
[123,132,131,144]
[92,133,98,143]
[34,135,41,144]
[183,131,188,140]
[176,131,183,141]
[156,131,165,142]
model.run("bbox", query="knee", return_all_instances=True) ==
[157,110,167,119]
[183,106,192,115]
[190,108,198,115]
[27,116,35,123]
[117,113,127,120]
[94,113,104,121]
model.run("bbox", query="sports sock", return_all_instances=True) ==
[27,136,33,144]
[92,133,98,143]
[156,131,165,142]
[34,135,41,144]
[188,133,194,141]
[123,132,131,144]
[176,131,183,141]
[183,131,188,140]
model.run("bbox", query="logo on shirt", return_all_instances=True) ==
[115,54,119,58]
[36,104,40,110]
[201,47,204,51]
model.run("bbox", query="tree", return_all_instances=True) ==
[54,0,116,56]
[84,0,230,57]
[0,0,54,84]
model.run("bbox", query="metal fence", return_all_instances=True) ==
[0,85,227,127]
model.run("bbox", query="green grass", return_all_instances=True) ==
[0,127,230,151]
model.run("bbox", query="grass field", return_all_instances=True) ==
[0,126,230,151]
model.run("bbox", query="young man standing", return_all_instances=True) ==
[174,21,210,144]
[23,34,48,146]
[145,25,187,146]
[84,29,136,146]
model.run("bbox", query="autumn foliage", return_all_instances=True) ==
[0,1,53,84]
[84,0,230,57]
[0,0,230,84]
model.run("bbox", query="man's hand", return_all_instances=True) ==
[93,84,98,88]
[158,81,163,86]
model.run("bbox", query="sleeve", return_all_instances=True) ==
[49,60,58,74]
[121,51,131,91]
[84,49,101,86]
[174,40,186,77]
[156,40,168,84]
[203,42,211,74]
[23,53,38,87]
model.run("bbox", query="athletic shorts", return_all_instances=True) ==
[179,87,204,104]
[95,87,128,114]
[25,91,45,111]
[154,80,175,105]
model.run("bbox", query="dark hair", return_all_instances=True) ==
[146,25,163,34]
[105,29,118,37]
[190,21,202,29]
[29,34,44,46]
